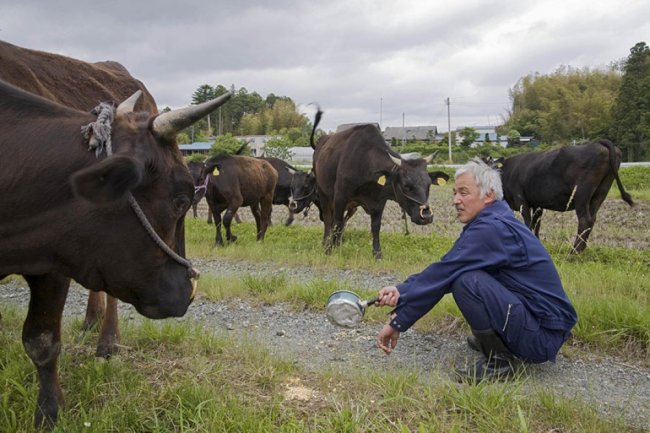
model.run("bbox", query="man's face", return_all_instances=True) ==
[453,172,495,223]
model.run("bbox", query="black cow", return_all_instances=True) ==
[287,168,318,216]
[0,80,231,428]
[188,159,214,224]
[203,154,278,244]
[310,109,446,259]
[495,139,633,253]
[259,157,309,226]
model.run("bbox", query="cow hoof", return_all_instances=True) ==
[228,235,238,243]
[95,343,118,359]
[81,318,99,331]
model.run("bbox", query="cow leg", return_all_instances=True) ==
[213,210,224,245]
[320,197,335,254]
[284,207,295,226]
[192,203,199,218]
[401,209,410,235]
[95,295,120,358]
[331,198,350,249]
[519,203,535,233]
[258,196,274,240]
[530,208,543,237]
[224,206,240,243]
[369,208,386,260]
[23,273,70,429]
[250,203,263,239]
[573,198,596,254]
[82,290,105,331]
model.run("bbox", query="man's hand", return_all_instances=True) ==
[376,323,400,355]
[378,286,400,307]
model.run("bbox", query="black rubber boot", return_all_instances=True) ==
[456,329,520,382]
[466,334,480,352]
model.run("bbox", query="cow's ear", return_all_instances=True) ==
[373,169,392,186]
[210,163,222,176]
[70,155,144,202]
[429,171,450,186]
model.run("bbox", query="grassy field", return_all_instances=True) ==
[1,171,648,432]
[0,306,643,433]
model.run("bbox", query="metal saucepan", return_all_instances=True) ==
[326,290,379,328]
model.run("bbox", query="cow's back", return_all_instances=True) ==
[501,142,618,211]
[314,125,391,194]
[0,40,157,113]
[211,156,277,205]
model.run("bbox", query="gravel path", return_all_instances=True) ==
[2,257,649,430]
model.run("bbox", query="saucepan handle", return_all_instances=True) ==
[366,296,380,307]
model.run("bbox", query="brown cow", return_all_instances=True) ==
[0,40,159,359]
[310,109,445,259]
[203,154,278,244]
[0,79,232,428]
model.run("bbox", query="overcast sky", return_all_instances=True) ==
[2,0,649,133]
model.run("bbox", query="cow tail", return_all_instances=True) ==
[600,139,634,207]
[235,142,247,155]
[310,106,323,149]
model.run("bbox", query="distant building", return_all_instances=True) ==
[456,125,508,147]
[178,142,212,156]
[383,126,438,143]
[236,135,281,156]
[335,122,381,133]
[287,146,314,165]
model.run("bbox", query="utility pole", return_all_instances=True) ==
[446,97,452,162]
[402,112,406,145]
[379,97,383,129]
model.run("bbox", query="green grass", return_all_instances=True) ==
[186,208,650,362]
[0,305,641,433]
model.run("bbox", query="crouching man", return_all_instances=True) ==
[376,158,577,381]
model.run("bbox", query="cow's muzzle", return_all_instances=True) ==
[413,205,433,224]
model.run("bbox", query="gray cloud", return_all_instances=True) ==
[1,0,649,132]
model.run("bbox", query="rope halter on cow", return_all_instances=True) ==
[81,103,200,283]
[388,161,431,220]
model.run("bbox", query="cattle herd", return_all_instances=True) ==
[0,41,635,429]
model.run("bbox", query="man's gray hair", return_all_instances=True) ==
[455,158,504,201]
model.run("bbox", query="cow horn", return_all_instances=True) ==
[388,153,402,167]
[424,150,439,163]
[152,91,233,138]
[116,90,143,115]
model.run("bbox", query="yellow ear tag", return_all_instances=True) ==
[436,177,447,186]
[377,175,386,186]
[212,167,220,176]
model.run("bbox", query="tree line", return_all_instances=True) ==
[502,41,650,161]
[173,85,314,147]
[175,41,650,162]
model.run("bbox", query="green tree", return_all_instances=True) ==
[192,84,216,136]
[459,127,480,147]
[263,136,293,160]
[610,41,650,161]
[505,66,621,144]
[209,133,248,156]
[507,129,521,147]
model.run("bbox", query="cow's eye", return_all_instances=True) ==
[173,196,190,213]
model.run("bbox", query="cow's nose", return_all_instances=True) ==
[288,199,297,210]
[420,205,432,220]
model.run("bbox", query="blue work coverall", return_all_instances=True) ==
[390,200,577,363]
